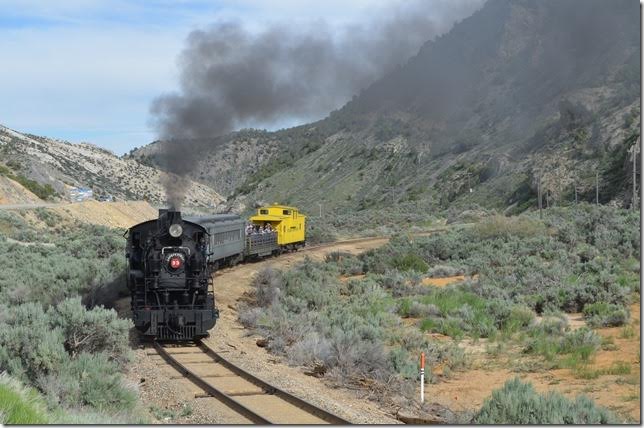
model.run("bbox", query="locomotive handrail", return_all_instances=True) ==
[161,246,191,256]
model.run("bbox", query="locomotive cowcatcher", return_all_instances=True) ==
[126,209,218,340]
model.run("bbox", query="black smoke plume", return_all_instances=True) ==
[151,0,483,208]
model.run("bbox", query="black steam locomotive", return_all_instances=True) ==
[126,209,218,340]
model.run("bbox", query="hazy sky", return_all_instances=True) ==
[0,0,478,155]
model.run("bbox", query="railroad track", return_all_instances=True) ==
[152,340,351,424]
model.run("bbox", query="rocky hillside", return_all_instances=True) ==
[133,0,640,215]
[0,125,223,207]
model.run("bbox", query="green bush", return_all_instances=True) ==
[0,299,133,414]
[473,378,619,424]
[44,352,136,411]
[391,253,428,272]
[583,302,630,327]
[362,205,638,315]
[417,287,496,338]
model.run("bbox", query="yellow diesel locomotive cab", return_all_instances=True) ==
[249,204,306,248]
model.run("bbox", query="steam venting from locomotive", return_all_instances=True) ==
[150,0,483,208]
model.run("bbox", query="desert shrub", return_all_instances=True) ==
[559,327,602,364]
[240,259,464,386]
[411,302,441,318]
[417,287,496,338]
[326,252,364,275]
[48,297,131,363]
[0,216,127,307]
[0,299,133,415]
[251,268,284,307]
[583,302,630,327]
[388,347,419,380]
[471,215,546,240]
[364,205,638,316]
[426,264,464,277]
[525,324,600,364]
[38,353,136,411]
[503,305,536,332]
[398,299,441,318]
[473,378,619,424]
[306,221,339,244]
[482,299,536,334]
[391,253,428,272]
[372,271,426,297]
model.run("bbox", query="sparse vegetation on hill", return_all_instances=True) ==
[0,125,222,207]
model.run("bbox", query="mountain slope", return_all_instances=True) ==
[133,0,640,215]
[0,125,223,207]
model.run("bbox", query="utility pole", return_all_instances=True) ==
[574,182,578,204]
[537,174,542,218]
[632,139,639,211]
[595,171,599,205]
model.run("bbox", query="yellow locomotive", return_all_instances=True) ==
[249,204,306,250]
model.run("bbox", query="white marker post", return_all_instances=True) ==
[420,352,425,403]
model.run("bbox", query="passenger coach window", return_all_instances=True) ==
[260,209,268,215]
[283,210,290,215]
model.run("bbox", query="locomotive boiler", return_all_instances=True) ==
[126,209,218,340]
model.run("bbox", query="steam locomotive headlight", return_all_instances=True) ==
[169,224,183,238]
[169,256,182,270]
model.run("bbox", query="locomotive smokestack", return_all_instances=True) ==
[158,209,183,237]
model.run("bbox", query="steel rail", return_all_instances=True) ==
[153,340,351,424]
[153,341,271,424]
[196,340,351,425]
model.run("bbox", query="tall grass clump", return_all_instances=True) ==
[473,378,619,424]
[0,373,49,424]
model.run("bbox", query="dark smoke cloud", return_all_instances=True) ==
[151,0,484,208]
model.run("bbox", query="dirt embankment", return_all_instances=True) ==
[4,200,158,230]
[49,200,158,229]
[0,176,42,205]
